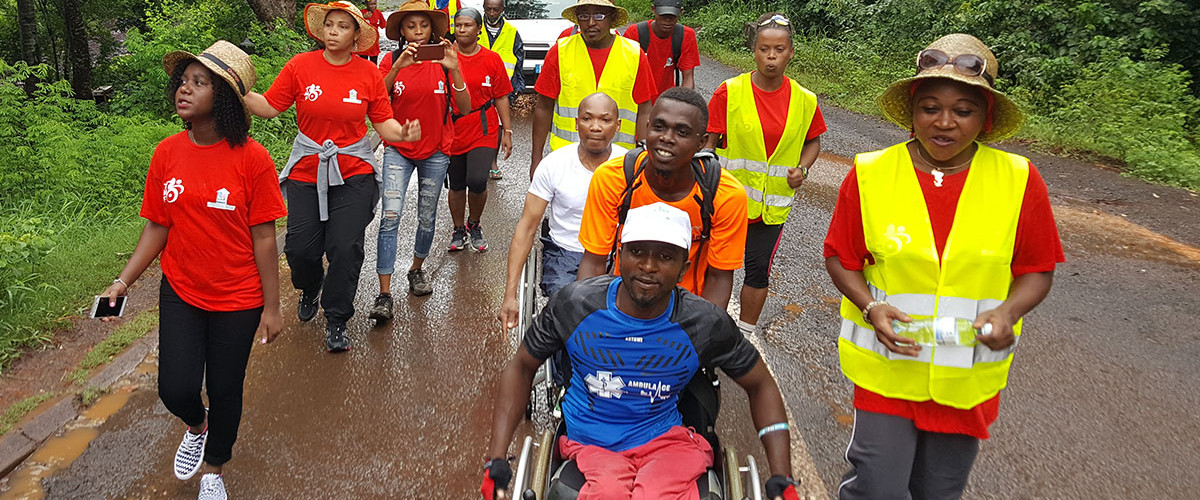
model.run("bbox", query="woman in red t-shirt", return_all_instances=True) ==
[243,2,420,353]
[359,0,386,63]
[823,34,1064,499]
[705,12,825,336]
[366,0,472,324]
[444,8,513,253]
[99,41,286,500]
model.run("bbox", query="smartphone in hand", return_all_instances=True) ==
[91,295,127,318]
[414,44,445,61]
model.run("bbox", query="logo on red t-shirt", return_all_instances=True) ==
[483,75,492,87]
[393,81,406,96]
[206,188,236,211]
[665,57,674,68]
[342,89,362,104]
[304,84,322,102]
[163,178,184,203]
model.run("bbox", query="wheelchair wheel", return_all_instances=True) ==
[724,447,743,500]
[529,429,554,500]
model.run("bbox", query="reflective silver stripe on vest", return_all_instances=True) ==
[551,123,636,147]
[839,287,1016,367]
[742,184,795,208]
[556,103,638,123]
[503,62,516,69]
[725,158,791,178]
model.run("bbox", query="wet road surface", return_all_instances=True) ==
[3,56,1200,499]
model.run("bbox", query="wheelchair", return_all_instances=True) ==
[507,247,767,500]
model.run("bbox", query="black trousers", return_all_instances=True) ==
[284,175,378,323]
[448,147,498,194]
[158,277,261,466]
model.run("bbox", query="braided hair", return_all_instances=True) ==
[166,61,250,147]
[745,12,794,48]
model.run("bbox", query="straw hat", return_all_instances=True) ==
[561,0,629,27]
[386,0,450,42]
[303,1,379,52]
[878,33,1024,142]
[162,40,256,127]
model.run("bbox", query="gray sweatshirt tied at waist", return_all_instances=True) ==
[278,131,380,221]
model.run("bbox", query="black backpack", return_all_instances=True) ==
[633,20,685,86]
[606,148,723,286]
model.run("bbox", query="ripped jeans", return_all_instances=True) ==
[376,147,449,275]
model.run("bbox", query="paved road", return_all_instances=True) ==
[4,56,1199,499]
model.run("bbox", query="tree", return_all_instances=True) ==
[246,0,296,26]
[61,0,91,99]
[17,0,41,94]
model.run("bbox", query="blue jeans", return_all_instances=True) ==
[376,147,449,275]
[539,236,583,297]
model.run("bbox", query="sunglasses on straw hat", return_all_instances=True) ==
[758,14,790,26]
[916,49,993,86]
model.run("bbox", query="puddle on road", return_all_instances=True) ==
[1,386,139,500]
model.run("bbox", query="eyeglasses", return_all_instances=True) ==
[758,14,790,26]
[576,12,609,21]
[916,49,993,85]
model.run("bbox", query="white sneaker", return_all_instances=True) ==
[174,426,208,480]
[198,473,227,500]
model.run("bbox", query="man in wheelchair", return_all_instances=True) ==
[483,203,800,500]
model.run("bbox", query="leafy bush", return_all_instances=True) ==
[0,217,56,312]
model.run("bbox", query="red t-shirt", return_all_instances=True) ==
[533,39,657,104]
[822,159,1065,439]
[707,77,826,158]
[360,9,386,57]
[378,53,455,158]
[140,132,287,311]
[621,22,700,94]
[448,47,513,156]
[264,51,392,183]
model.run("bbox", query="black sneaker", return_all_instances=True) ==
[368,293,393,324]
[467,221,488,252]
[448,226,468,252]
[325,321,350,352]
[297,289,320,322]
[407,268,432,296]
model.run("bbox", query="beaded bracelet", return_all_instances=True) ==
[758,422,789,438]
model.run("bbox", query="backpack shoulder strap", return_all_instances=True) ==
[691,150,722,243]
[636,21,651,53]
[672,23,685,85]
[605,147,648,273]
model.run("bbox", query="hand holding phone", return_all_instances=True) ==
[91,294,127,318]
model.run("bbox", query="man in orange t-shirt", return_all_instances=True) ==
[577,87,748,307]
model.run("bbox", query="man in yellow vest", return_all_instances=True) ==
[480,0,525,180]
[530,0,658,178]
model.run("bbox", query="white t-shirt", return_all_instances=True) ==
[528,142,628,253]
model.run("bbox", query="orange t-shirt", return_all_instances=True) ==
[263,50,392,183]
[578,152,749,295]
[139,132,288,311]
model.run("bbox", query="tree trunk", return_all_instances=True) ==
[17,0,40,94]
[61,0,91,99]
[246,0,296,27]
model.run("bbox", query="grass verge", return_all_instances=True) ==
[0,392,55,436]
[65,307,159,385]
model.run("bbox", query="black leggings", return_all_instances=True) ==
[157,277,261,466]
[448,146,498,194]
[743,220,785,289]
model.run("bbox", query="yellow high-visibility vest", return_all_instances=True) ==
[480,21,518,78]
[838,142,1030,410]
[716,73,816,224]
[550,35,640,151]
[429,0,457,33]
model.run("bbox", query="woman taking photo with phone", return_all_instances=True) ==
[100,40,285,500]
[706,12,825,337]
[368,0,471,324]
[823,34,1063,498]
[444,7,513,254]
[242,1,421,353]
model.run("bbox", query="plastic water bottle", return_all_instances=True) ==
[890,317,991,347]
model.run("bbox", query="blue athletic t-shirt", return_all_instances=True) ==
[524,275,760,451]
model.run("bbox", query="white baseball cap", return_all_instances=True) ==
[621,202,692,252]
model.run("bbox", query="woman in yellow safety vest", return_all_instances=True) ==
[706,12,825,336]
[823,34,1064,499]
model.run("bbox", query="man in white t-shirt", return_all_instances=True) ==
[498,93,626,330]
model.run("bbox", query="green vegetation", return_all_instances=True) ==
[67,307,158,385]
[79,385,109,406]
[0,0,309,369]
[0,392,54,436]
[680,0,1200,189]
